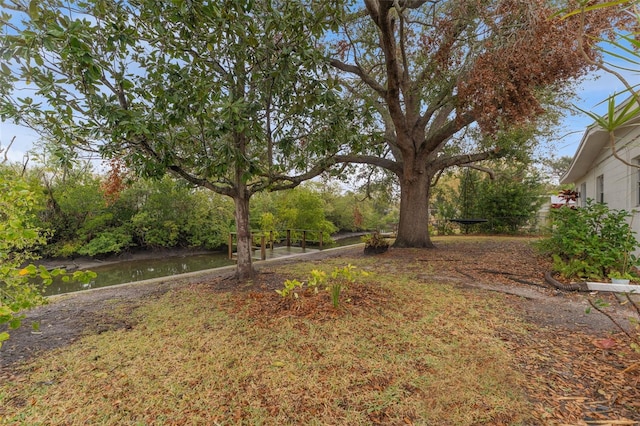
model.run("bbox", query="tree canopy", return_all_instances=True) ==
[328,0,637,247]
[2,0,637,264]
[0,0,359,280]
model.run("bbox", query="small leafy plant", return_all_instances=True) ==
[275,279,303,299]
[362,232,390,255]
[327,264,357,308]
[608,270,635,281]
[307,269,327,294]
[276,264,369,309]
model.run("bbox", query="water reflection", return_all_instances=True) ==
[44,253,234,296]
[44,236,364,296]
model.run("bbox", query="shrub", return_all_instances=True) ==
[362,232,390,254]
[0,168,95,346]
[537,200,639,280]
[77,228,133,257]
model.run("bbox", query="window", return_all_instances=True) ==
[580,182,587,207]
[596,174,604,203]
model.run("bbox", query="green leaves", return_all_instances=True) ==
[560,0,636,19]
[576,96,640,133]
[1,0,357,280]
[0,331,9,349]
[0,0,353,191]
[275,279,303,298]
[0,167,97,344]
[28,0,40,19]
[275,264,366,308]
[538,200,640,280]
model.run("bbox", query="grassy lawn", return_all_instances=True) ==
[0,254,533,425]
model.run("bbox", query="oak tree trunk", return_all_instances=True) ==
[394,172,434,248]
[233,193,255,282]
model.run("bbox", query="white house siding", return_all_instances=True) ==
[560,104,640,255]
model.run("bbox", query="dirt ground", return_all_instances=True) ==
[2,237,640,424]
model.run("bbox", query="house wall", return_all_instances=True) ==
[572,124,640,251]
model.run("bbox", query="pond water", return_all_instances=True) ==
[44,236,365,296]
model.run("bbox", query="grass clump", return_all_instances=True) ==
[0,257,531,425]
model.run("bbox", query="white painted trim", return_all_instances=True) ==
[586,282,640,293]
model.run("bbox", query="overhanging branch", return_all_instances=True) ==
[334,154,402,175]
[463,163,496,180]
[432,150,500,171]
[329,58,387,96]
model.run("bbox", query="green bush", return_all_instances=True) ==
[0,167,94,346]
[537,200,639,280]
[77,228,133,256]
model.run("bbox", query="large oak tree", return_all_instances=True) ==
[329,0,636,247]
[0,0,358,280]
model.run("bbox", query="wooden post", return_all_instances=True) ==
[286,229,291,247]
[269,230,274,250]
[302,230,306,250]
[261,235,266,260]
[319,231,323,249]
[228,233,233,260]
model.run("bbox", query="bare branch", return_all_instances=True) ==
[167,164,235,197]
[608,130,640,169]
[1,136,16,164]
[588,299,633,339]
[329,58,386,96]
[419,111,475,163]
[463,163,495,180]
[334,154,402,175]
[251,158,344,193]
[433,150,500,171]
[430,167,444,187]
[398,0,429,9]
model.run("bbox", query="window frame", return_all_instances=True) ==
[596,174,604,204]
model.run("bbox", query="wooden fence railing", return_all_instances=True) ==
[228,229,324,260]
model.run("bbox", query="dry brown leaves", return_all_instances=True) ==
[180,237,640,424]
[510,326,640,425]
[397,237,640,425]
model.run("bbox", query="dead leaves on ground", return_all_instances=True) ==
[182,238,640,424]
[405,238,640,425]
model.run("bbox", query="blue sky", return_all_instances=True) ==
[1,72,626,163]
[0,52,636,166]
[555,67,637,159]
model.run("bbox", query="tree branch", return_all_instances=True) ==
[168,165,235,197]
[251,158,342,193]
[433,150,500,171]
[463,163,495,180]
[1,136,16,164]
[419,111,475,163]
[398,0,429,9]
[329,58,387,96]
[334,154,402,175]
[608,130,640,169]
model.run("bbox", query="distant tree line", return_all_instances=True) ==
[2,157,550,260]
[1,162,397,259]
